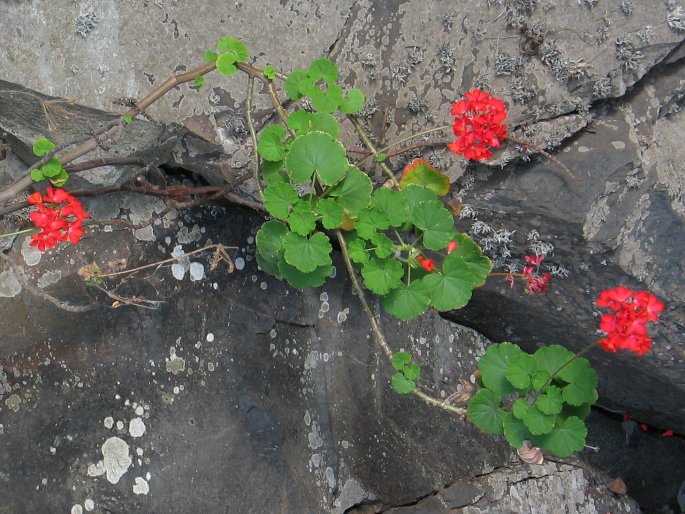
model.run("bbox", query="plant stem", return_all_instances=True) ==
[0,228,34,238]
[355,124,452,167]
[541,341,600,390]
[245,76,263,203]
[335,229,466,417]
[347,115,400,188]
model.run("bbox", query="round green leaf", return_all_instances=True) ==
[531,369,552,390]
[381,278,432,320]
[411,200,456,250]
[536,385,563,415]
[512,398,530,420]
[216,36,249,61]
[255,220,288,265]
[505,354,538,391]
[278,260,332,289]
[310,84,344,114]
[216,53,238,76]
[193,76,205,89]
[288,202,317,236]
[311,112,340,138]
[32,137,56,157]
[347,237,370,264]
[391,372,416,394]
[315,198,344,229]
[286,131,348,185]
[445,233,492,286]
[467,389,505,436]
[256,252,280,277]
[355,207,390,240]
[258,124,287,162]
[49,168,68,187]
[283,231,332,273]
[284,70,309,100]
[287,110,313,135]
[308,58,338,84]
[522,405,556,435]
[370,232,394,259]
[391,351,412,371]
[403,363,421,381]
[262,160,287,186]
[263,182,299,219]
[403,184,438,211]
[263,64,277,80]
[532,416,587,458]
[39,158,63,178]
[562,381,598,407]
[478,342,525,395]
[372,188,409,227]
[503,412,533,449]
[556,358,598,389]
[329,167,372,214]
[361,257,403,295]
[30,167,44,182]
[339,88,365,114]
[533,345,576,377]
[203,50,218,63]
[400,159,450,197]
[559,402,591,421]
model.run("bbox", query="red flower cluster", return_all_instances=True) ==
[448,89,507,161]
[417,255,435,272]
[27,186,89,252]
[522,255,550,294]
[597,286,664,356]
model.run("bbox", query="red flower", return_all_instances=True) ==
[663,429,674,437]
[417,256,435,272]
[448,89,507,161]
[27,188,89,251]
[447,241,458,254]
[524,255,544,266]
[596,287,663,356]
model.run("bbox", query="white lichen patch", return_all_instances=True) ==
[0,270,22,297]
[171,263,186,280]
[20,237,41,266]
[103,416,114,429]
[84,499,95,511]
[132,476,150,495]
[87,436,132,484]
[166,347,186,375]
[5,394,21,412]
[234,257,245,270]
[189,262,205,281]
[71,504,83,514]
[177,224,202,244]
[134,225,155,242]
[37,270,62,289]
[128,417,146,437]
[307,421,323,450]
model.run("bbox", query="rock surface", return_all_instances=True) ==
[1,0,685,512]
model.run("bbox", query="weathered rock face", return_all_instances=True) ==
[1,0,685,511]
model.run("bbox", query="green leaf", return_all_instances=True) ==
[262,160,287,186]
[216,36,249,61]
[391,373,416,394]
[284,69,309,100]
[411,200,456,250]
[278,260,332,289]
[49,168,68,187]
[310,84,344,114]
[531,369,552,390]
[467,389,505,436]
[403,363,421,381]
[375,153,387,163]
[478,342,525,396]
[263,182,299,219]
[370,232,394,258]
[556,358,598,390]
[216,53,238,76]
[561,380,598,407]
[372,188,409,227]
[559,402,591,421]
[381,278,432,320]
[255,220,288,265]
[204,50,218,63]
[263,64,277,80]
[288,202,317,236]
[258,124,287,162]
[403,184,438,211]
[329,167,372,214]
[315,198,344,229]
[33,137,56,157]
[308,58,338,84]
[297,76,318,97]
[287,110,313,135]
[522,405,556,435]
[355,207,390,240]
[505,354,537,391]
[503,412,533,449]
[121,114,133,124]
[310,112,340,138]
[39,158,63,178]
[533,416,587,458]
[422,235,491,311]
[347,237,370,264]
[361,257,403,295]
[193,76,204,89]
[512,398,530,420]
[536,385,563,415]
[533,345,576,377]
[283,231,332,273]
[400,159,450,196]
[391,351,412,371]
[339,88,365,114]
[30,168,44,182]
[286,131,348,186]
